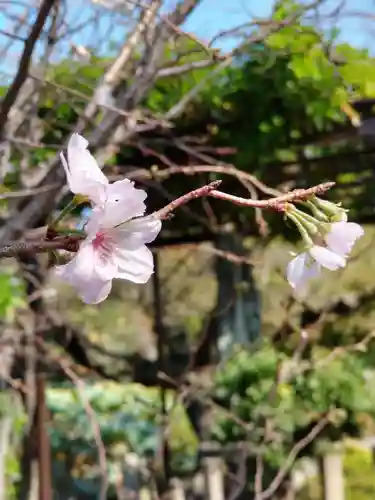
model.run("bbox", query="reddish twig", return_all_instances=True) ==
[153,180,222,219]
[209,182,335,210]
[0,180,336,259]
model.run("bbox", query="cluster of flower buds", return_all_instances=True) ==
[285,197,364,293]
[54,134,162,304]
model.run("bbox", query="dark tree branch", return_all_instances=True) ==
[0,236,80,259]
[0,0,57,139]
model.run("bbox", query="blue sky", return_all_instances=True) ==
[0,0,375,80]
[183,0,375,51]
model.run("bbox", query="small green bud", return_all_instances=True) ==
[288,206,321,235]
[310,197,348,222]
[301,200,329,222]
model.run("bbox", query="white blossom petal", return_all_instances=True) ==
[86,182,148,230]
[62,134,108,205]
[56,259,112,304]
[325,221,364,257]
[55,240,96,283]
[309,245,346,270]
[113,215,162,249]
[55,238,117,292]
[67,134,107,186]
[115,245,154,283]
[92,244,118,281]
[287,252,321,291]
[60,152,71,185]
[79,278,112,304]
[69,133,88,150]
[105,179,146,205]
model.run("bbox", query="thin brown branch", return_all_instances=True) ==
[0,0,203,244]
[142,162,281,197]
[157,58,219,77]
[0,182,221,258]
[254,452,265,500]
[165,57,232,120]
[314,331,375,370]
[0,0,57,139]
[209,182,335,209]
[258,414,330,500]
[0,183,61,201]
[153,180,222,220]
[0,180,338,259]
[79,0,161,126]
[160,12,212,56]
[37,338,108,500]
[0,236,80,258]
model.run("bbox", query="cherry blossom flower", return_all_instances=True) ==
[286,203,364,292]
[61,133,146,215]
[54,181,161,304]
[60,133,108,206]
[324,221,364,258]
[287,245,346,292]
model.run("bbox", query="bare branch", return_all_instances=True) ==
[37,338,108,500]
[0,181,222,258]
[153,180,221,220]
[209,182,335,210]
[0,236,80,258]
[257,415,330,500]
[0,0,57,139]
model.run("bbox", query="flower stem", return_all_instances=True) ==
[292,206,323,227]
[286,212,314,248]
[299,200,329,222]
[49,199,77,228]
[49,194,89,228]
[55,227,86,236]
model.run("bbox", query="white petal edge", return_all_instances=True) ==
[68,133,89,150]
[89,186,148,229]
[60,152,72,188]
[287,253,309,290]
[55,241,96,284]
[309,245,346,271]
[66,134,108,201]
[287,252,321,293]
[54,246,113,304]
[325,221,364,257]
[115,245,154,284]
[79,278,112,304]
[113,216,162,249]
[287,253,306,289]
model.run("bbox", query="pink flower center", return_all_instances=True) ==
[92,231,106,249]
[92,231,114,261]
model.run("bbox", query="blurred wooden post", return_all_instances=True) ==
[152,252,173,496]
[36,375,52,500]
[139,488,152,500]
[203,456,225,500]
[320,450,345,500]
[192,470,205,500]
[0,413,11,500]
[169,478,186,500]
